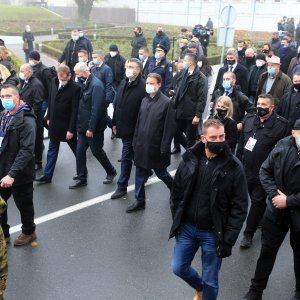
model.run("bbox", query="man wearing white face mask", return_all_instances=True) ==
[247,53,267,104]
[19,63,45,171]
[22,25,35,63]
[126,73,176,213]
[104,44,126,91]
[147,44,173,96]
[58,29,90,75]
[110,59,146,200]
[35,65,80,184]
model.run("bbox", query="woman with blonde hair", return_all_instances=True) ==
[0,64,19,93]
[0,46,11,72]
[210,95,238,152]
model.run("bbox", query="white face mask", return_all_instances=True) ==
[25,28,31,32]
[19,72,26,81]
[197,61,203,68]
[59,80,68,85]
[110,51,117,57]
[79,32,84,37]
[28,60,36,66]
[125,68,134,79]
[146,84,157,94]
[256,60,264,68]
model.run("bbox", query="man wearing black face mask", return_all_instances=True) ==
[152,26,170,55]
[170,119,248,300]
[277,72,300,127]
[239,94,290,249]
[131,26,147,59]
[243,48,256,71]
[212,48,248,97]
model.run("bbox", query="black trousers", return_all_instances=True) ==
[35,110,44,164]
[175,119,198,149]
[250,217,300,294]
[244,181,267,237]
[0,182,35,237]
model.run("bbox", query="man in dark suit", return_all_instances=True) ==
[212,48,248,98]
[138,47,151,79]
[35,65,80,184]
[69,62,117,189]
[19,63,45,171]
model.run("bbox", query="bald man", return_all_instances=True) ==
[19,63,45,171]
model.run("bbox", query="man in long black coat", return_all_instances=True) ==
[110,58,146,199]
[35,65,80,184]
[126,73,176,213]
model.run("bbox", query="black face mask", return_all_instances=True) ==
[257,106,270,117]
[157,31,163,36]
[206,141,227,155]
[293,83,300,90]
[216,108,227,119]
[246,56,254,63]
[77,77,86,84]
[227,59,235,65]
[262,49,269,54]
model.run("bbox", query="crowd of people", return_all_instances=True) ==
[0,22,299,300]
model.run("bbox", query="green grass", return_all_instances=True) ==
[0,5,63,21]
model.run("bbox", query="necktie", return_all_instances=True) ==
[229,66,233,72]
[58,84,64,90]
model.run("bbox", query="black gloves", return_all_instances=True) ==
[217,243,232,258]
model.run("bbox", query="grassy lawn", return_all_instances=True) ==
[0,5,62,21]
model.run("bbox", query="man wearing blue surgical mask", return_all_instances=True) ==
[90,50,115,139]
[0,84,37,246]
[256,55,291,106]
[58,29,91,75]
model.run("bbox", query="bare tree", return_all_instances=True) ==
[74,0,97,22]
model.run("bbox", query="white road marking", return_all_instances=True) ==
[10,169,177,234]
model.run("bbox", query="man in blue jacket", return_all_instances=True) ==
[69,62,117,189]
[152,27,171,54]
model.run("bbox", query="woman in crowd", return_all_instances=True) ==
[22,25,35,63]
[210,95,238,152]
[0,46,11,71]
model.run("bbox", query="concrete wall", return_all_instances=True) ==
[48,6,135,24]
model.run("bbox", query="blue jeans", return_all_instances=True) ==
[76,131,115,181]
[172,223,222,300]
[117,138,134,190]
[135,166,173,202]
[44,139,77,178]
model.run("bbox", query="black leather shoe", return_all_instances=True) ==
[34,175,51,184]
[111,189,127,199]
[69,180,87,189]
[240,234,253,249]
[103,171,117,184]
[35,163,42,171]
[171,147,181,155]
[126,201,145,213]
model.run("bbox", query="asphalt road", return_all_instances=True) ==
[1,35,296,300]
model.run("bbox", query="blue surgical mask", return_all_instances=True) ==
[72,35,79,41]
[1,99,15,111]
[222,80,231,90]
[78,57,84,63]
[154,52,161,59]
[296,137,300,147]
[267,67,276,75]
[139,54,145,61]
[182,61,188,70]
[92,59,99,65]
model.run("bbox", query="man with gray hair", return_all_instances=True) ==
[19,63,45,171]
[212,48,248,98]
[69,62,117,189]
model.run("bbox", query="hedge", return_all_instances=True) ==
[8,49,24,71]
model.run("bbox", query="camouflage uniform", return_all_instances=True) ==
[0,197,8,300]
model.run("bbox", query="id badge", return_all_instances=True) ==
[245,137,257,152]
